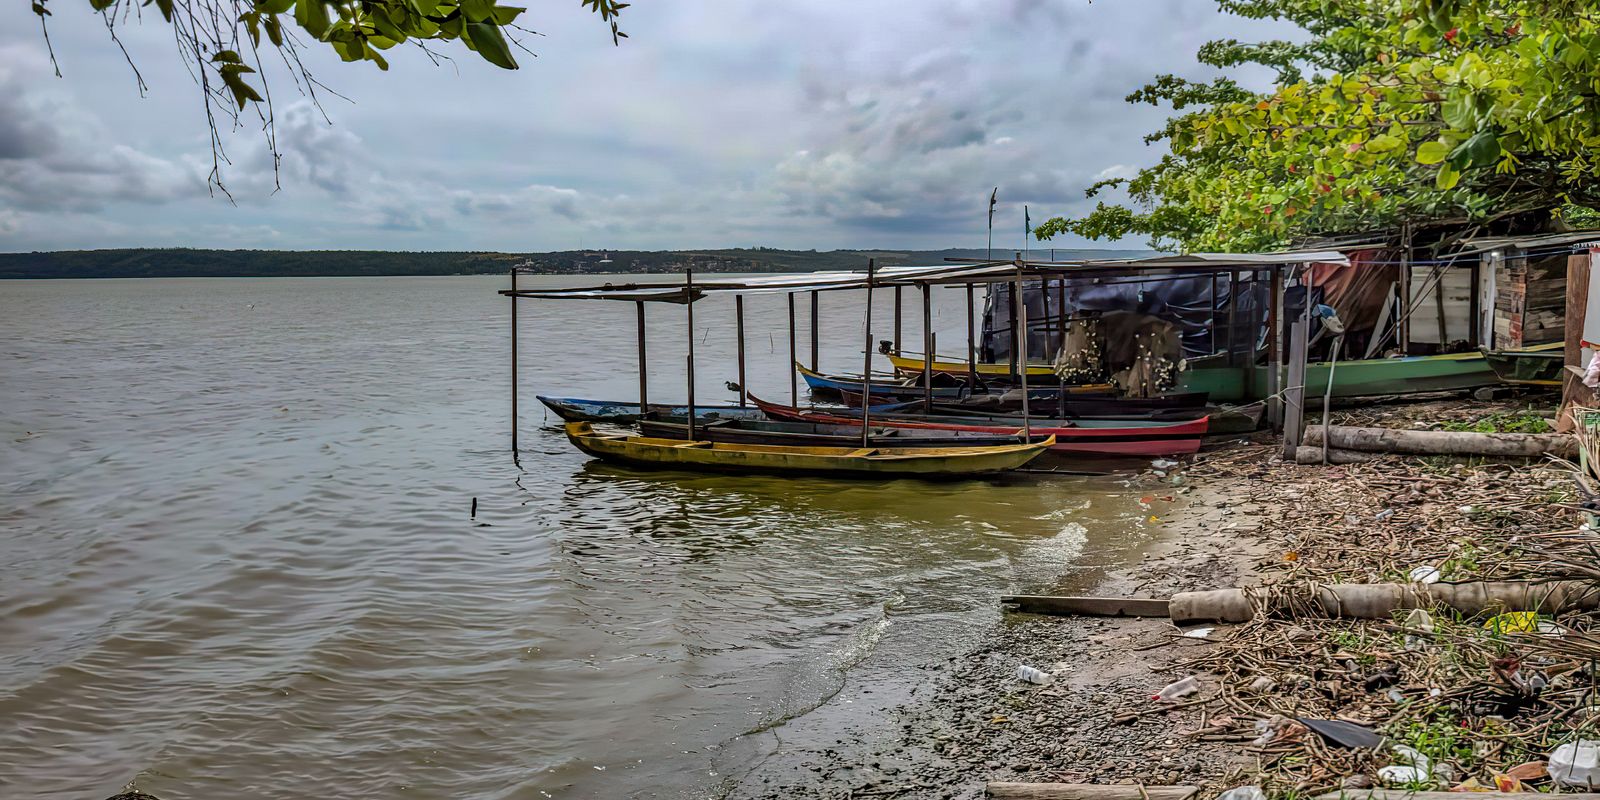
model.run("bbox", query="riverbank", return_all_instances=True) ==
[743,395,1583,799]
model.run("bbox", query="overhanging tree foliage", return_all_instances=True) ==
[1035,0,1600,252]
[30,0,627,193]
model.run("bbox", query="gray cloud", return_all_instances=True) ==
[0,1,1298,251]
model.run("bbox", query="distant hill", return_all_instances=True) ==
[0,247,1153,279]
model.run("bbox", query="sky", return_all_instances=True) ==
[0,1,1295,252]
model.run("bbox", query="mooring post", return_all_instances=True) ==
[788,292,798,407]
[922,284,934,412]
[735,294,747,407]
[810,290,820,372]
[965,283,978,384]
[861,259,877,448]
[686,270,697,440]
[1282,277,1310,460]
[894,285,903,353]
[510,268,519,463]
[1007,281,1020,382]
[636,300,649,414]
[1015,259,1031,438]
[1268,265,1285,431]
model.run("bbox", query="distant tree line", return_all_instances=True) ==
[0,248,1147,279]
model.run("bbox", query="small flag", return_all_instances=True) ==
[1025,205,1031,238]
[988,187,998,231]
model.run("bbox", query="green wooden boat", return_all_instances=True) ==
[1480,342,1563,387]
[1178,351,1500,401]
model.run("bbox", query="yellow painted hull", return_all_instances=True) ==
[887,352,1057,378]
[564,422,1052,477]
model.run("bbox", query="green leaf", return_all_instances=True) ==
[212,49,242,62]
[464,21,517,68]
[491,4,523,24]
[458,0,494,23]
[1436,163,1462,190]
[295,0,331,38]
[257,0,295,14]
[368,10,408,43]
[1416,140,1450,164]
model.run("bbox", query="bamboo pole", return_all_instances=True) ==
[686,270,697,440]
[966,283,978,384]
[636,300,648,414]
[923,284,934,412]
[894,285,903,353]
[1016,257,1031,438]
[510,269,519,463]
[861,259,876,448]
[809,290,820,371]
[788,292,798,407]
[1008,281,1021,382]
[735,294,747,407]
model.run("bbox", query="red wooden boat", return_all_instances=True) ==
[750,394,1207,457]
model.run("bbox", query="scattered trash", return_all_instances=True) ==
[1375,508,1396,521]
[1152,675,1200,701]
[1341,774,1372,790]
[1298,717,1384,749]
[1181,627,1215,639]
[1548,740,1600,787]
[1408,565,1442,584]
[1151,458,1179,469]
[1016,664,1054,686]
[1216,787,1265,800]
[1403,608,1435,649]
[1387,688,1405,703]
[1251,715,1306,747]
[1485,612,1542,634]
[1247,676,1277,694]
[1378,765,1431,785]
[1502,760,1548,782]
[1459,505,1476,514]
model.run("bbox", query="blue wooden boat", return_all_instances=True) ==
[797,363,1112,401]
[537,396,769,424]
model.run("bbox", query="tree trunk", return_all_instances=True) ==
[1171,580,1600,624]
[1291,446,1378,465]
[1303,425,1575,458]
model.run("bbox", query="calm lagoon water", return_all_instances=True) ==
[0,275,1159,799]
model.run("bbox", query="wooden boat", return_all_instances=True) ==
[638,416,1053,449]
[749,395,1208,457]
[800,363,1112,399]
[1480,342,1563,387]
[537,395,770,424]
[563,422,1053,477]
[902,391,1210,421]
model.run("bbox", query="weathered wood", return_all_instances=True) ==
[1303,424,1577,458]
[1001,595,1171,617]
[1292,446,1377,465]
[1281,301,1309,459]
[987,784,1198,800]
[1172,579,1600,624]
[1319,792,1600,800]
[1561,251,1595,432]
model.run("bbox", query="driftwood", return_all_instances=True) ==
[1170,580,1600,624]
[1001,595,1170,617]
[1303,425,1576,458]
[1291,446,1378,465]
[986,784,1198,800]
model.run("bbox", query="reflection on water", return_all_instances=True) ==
[0,276,1156,800]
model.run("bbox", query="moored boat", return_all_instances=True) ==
[637,416,1052,449]
[1480,342,1563,387]
[749,395,1209,457]
[537,395,771,424]
[563,422,1053,477]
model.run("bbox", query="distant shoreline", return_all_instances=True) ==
[0,246,1151,280]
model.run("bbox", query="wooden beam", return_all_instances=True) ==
[735,295,747,407]
[1282,295,1310,458]
[987,784,1198,800]
[636,300,648,413]
[810,290,820,371]
[685,270,697,440]
[1001,595,1171,617]
[923,285,935,412]
[510,269,520,461]
[788,292,798,406]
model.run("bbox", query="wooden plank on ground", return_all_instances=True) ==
[988,784,1198,800]
[1318,793,1600,800]
[1000,595,1170,617]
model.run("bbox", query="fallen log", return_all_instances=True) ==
[1170,580,1600,624]
[1001,595,1170,617]
[1303,425,1575,459]
[986,784,1197,800]
[1291,446,1378,465]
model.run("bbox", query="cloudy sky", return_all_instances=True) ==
[0,1,1294,252]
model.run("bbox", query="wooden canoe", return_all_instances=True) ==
[537,395,769,424]
[886,351,1057,378]
[749,395,1208,457]
[638,416,1054,449]
[799,363,1113,399]
[563,422,1053,477]
[1481,342,1563,387]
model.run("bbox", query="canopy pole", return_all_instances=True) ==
[1007,281,1020,382]
[894,286,903,353]
[861,259,876,448]
[810,290,820,371]
[965,283,978,385]
[1227,268,1239,367]
[922,284,934,412]
[686,270,697,441]
[735,294,747,407]
[1055,277,1067,384]
[510,268,520,464]
[1015,257,1031,438]
[635,300,649,416]
[788,292,798,407]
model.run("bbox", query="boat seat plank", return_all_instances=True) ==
[673,441,714,448]
[845,448,878,457]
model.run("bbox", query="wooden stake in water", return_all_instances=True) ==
[861,259,876,449]
[1015,258,1031,439]
[510,268,519,464]
[686,269,697,441]
[735,294,747,407]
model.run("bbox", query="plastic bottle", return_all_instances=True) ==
[1016,664,1054,685]
[1152,675,1200,701]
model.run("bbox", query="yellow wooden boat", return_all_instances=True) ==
[886,352,1057,378]
[564,422,1054,477]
